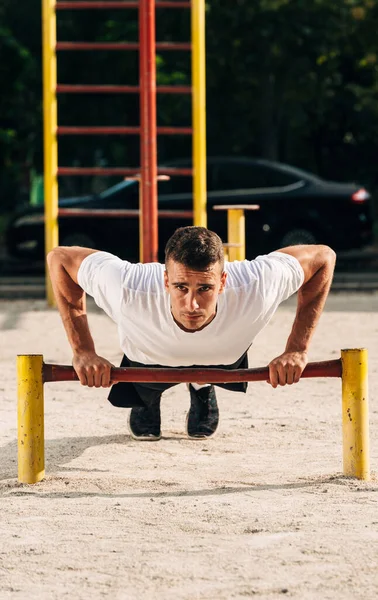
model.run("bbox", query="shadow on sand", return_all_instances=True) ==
[2,433,375,498]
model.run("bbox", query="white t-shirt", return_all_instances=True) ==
[78,252,304,367]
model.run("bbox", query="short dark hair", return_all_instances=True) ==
[165,226,224,271]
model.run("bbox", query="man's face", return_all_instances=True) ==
[164,260,227,332]
[164,260,227,331]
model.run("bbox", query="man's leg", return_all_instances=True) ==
[186,383,219,438]
[107,352,249,440]
[107,355,177,441]
[127,387,163,441]
[185,352,249,439]
[128,378,180,441]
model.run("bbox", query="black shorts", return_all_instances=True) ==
[107,351,249,408]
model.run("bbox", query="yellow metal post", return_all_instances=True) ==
[42,0,59,306]
[17,355,45,484]
[213,204,259,261]
[341,348,370,480]
[228,209,245,261]
[191,0,207,227]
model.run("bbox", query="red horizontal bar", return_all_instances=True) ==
[59,126,139,135]
[161,126,192,134]
[43,359,342,384]
[59,167,138,176]
[57,84,140,94]
[58,208,193,218]
[58,167,193,176]
[57,41,138,51]
[58,126,192,135]
[57,2,140,8]
[155,1,190,6]
[57,42,190,51]
[57,84,191,94]
[57,1,190,9]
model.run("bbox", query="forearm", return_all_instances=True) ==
[285,250,335,353]
[47,252,95,355]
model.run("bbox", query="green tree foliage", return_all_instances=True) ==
[1,0,378,211]
[0,0,41,208]
[206,0,378,185]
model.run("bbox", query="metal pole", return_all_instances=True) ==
[44,358,342,383]
[139,0,158,262]
[227,209,245,261]
[341,348,370,480]
[17,355,45,484]
[191,0,207,227]
[42,0,59,306]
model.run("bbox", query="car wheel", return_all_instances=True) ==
[280,228,317,247]
[60,232,96,249]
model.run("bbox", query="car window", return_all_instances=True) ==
[212,162,299,190]
[261,166,300,187]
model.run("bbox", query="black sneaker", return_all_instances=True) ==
[186,384,219,439]
[128,400,162,441]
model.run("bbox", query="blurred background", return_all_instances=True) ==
[1,0,378,282]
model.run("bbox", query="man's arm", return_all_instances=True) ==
[47,246,114,387]
[268,244,336,388]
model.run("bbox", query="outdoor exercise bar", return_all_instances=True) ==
[43,360,342,384]
[17,349,370,484]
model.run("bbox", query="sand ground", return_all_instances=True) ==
[0,293,378,600]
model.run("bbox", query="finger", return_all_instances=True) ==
[293,366,302,384]
[286,367,295,385]
[86,368,95,388]
[93,366,103,388]
[269,365,278,388]
[76,368,88,387]
[276,365,287,386]
[104,362,115,387]
[101,368,111,388]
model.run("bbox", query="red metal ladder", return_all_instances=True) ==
[54,0,193,262]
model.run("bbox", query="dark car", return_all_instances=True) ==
[6,156,373,263]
